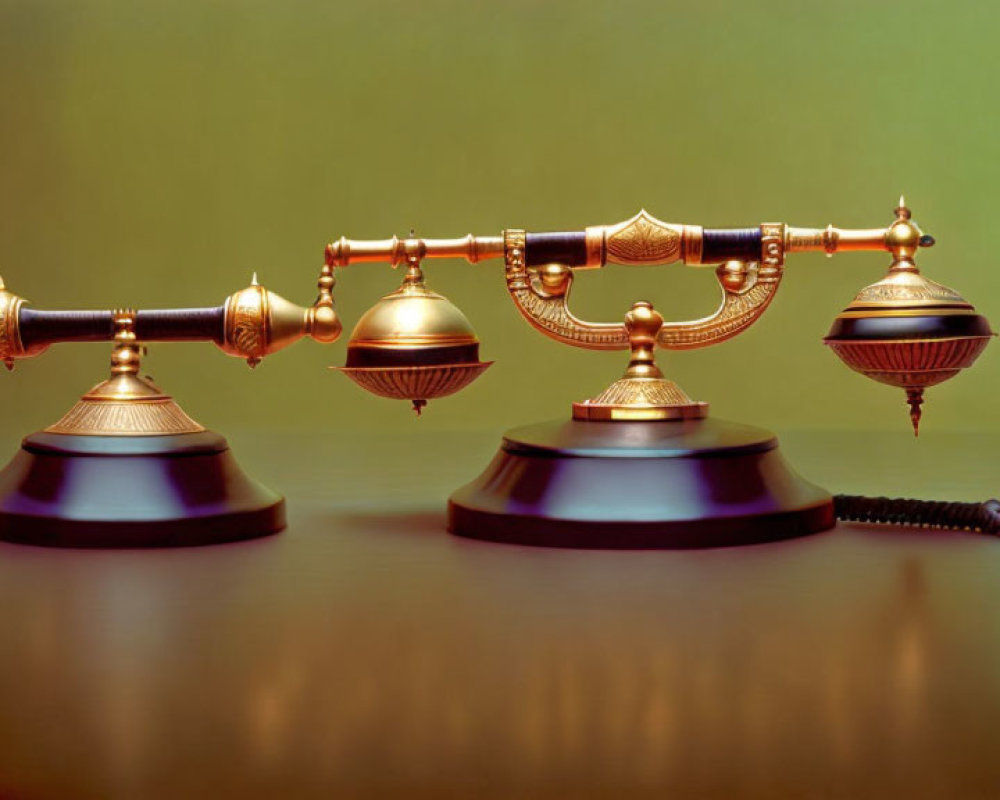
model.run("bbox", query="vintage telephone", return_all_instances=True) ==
[0,198,994,547]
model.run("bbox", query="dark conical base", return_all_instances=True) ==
[0,430,285,548]
[448,417,834,549]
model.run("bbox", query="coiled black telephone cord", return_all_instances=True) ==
[834,495,1000,535]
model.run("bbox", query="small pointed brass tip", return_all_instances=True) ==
[3,359,12,372]
[906,388,924,437]
[412,399,427,416]
[246,357,261,369]
[251,272,259,286]
[895,195,911,220]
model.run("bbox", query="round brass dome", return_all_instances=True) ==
[336,267,491,414]
[344,278,481,368]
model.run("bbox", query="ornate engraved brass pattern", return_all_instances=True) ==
[508,283,631,349]
[338,362,492,416]
[45,397,205,436]
[340,363,491,401]
[224,279,269,368]
[657,269,782,350]
[856,282,962,305]
[604,210,683,265]
[760,223,785,272]
[826,336,990,387]
[574,373,709,420]
[587,377,693,406]
[219,276,342,365]
[503,229,529,290]
[504,224,783,352]
[825,335,992,435]
[850,275,965,306]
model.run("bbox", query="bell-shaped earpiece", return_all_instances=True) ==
[335,257,491,415]
[824,200,994,434]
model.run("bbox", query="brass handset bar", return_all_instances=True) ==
[324,209,933,270]
[0,201,936,373]
[0,274,341,370]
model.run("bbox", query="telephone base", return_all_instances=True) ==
[448,417,834,549]
[0,430,285,548]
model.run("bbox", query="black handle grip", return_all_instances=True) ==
[524,232,588,267]
[135,308,225,342]
[19,309,114,346]
[702,228,761,264]
[19,307,226,347]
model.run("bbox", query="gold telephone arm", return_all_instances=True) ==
[503,223,785,352]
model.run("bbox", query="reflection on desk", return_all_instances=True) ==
[0,429,997,799]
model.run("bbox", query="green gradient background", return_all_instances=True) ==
[1,0,997,439]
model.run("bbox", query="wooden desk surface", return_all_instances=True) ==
[0,427,997,799]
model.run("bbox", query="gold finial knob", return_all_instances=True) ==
[623,301,664,380]
[895,194,911,220]
[886,195,923,268]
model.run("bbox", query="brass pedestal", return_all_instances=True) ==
[0,320,285,548]
[448,417,834,549]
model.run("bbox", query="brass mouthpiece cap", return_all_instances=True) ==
[824,270,994,435]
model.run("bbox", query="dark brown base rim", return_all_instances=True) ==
[447,500,835,550]
[0,500,286,549]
